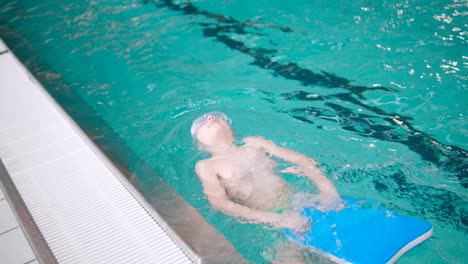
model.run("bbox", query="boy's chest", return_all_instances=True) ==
[216,148,276,181]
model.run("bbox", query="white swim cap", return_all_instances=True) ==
[190,111,231,142]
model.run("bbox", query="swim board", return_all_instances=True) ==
[286,196,433,264]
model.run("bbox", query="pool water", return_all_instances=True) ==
[1,0,466,263]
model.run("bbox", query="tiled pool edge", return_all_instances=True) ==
[0,39,41,264]
[0,38,197,263]
[0,159,56,264]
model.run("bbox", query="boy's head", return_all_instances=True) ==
[191,111,234,150]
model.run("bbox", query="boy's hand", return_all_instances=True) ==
[276,211,310,235]
[280,165,321,177]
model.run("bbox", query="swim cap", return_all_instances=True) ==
[190,111,231,142]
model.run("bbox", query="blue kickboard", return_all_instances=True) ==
[286,196,433,264]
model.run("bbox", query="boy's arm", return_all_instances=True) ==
[242,136,340,199]
[195,160,307,231]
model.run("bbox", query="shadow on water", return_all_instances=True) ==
[145,0,467,232]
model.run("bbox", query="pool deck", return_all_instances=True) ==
[0,39,38,264]
[0,182,37,264]
[0,39,197,263]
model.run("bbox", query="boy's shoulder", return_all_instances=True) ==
[195,158,217,172]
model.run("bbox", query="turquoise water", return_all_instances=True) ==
[0,0,466,262]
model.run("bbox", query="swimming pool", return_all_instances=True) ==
[0,0,466,262]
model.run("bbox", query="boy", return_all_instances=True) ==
[192,111,341,233]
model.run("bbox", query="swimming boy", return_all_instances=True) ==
[191,111,341,233]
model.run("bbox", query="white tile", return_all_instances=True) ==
[25,260,38,264]
[0,199,19,234]
[0,227,36,264]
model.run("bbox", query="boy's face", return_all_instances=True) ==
[196,115,234,148]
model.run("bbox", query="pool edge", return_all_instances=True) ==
[0,158,57,264]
